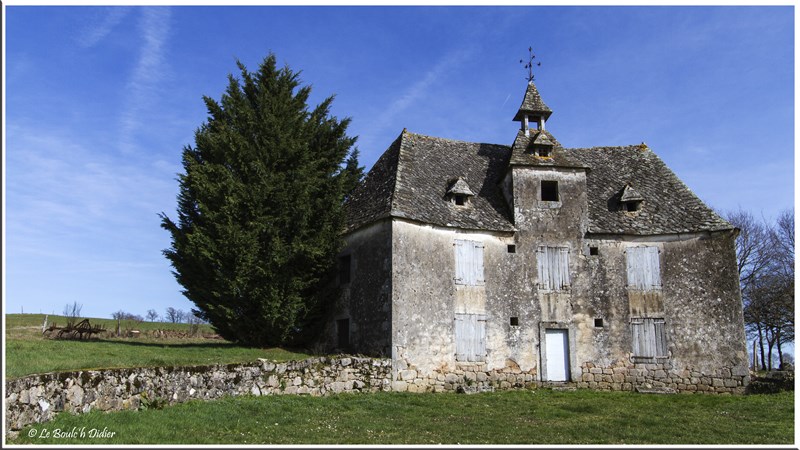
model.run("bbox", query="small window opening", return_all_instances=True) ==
[337,318,350,348]
[541,180,559,202]
[339,255,351,284]
[594,318,604,328]
[624,201,642,212]
[538,146,551,157]
[510,317,519,327]
[507,244,516,254]
[454,194,466,206]
[589,246,599,256]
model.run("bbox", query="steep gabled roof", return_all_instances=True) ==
[345,131,732,236]
[344,131,515,233]
[566,145,732,235]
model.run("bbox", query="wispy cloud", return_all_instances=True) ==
[370,47,476,137]
[76,7,131,48]
[119,7,172,153]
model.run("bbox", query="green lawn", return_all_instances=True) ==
[11,390,794,445]
[5,314,310,379]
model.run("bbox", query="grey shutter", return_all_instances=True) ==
[538,246,570,291]
[474,242,485,285]
[455,314,468,360]
[455,313,487,362]
[537,246,550,290]
[632,318,667,358]
[454,239,484,286]
[627,246,661,290]
[454,240,467,285]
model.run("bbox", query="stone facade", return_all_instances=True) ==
[317,81,749,394]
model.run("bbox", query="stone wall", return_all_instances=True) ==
[391,360,538,393]
[5,356,391,434]
[578,360,749,394]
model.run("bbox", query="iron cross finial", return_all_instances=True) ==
[519,46,542,82]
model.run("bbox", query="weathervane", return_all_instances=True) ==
[520,46,541,82]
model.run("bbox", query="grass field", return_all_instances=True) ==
[11,389,794,445]
[5,314,310,379]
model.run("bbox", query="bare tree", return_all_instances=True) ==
[146,309,160,322]
[165,307,185,323]
[727,208,795,371]
[62,301,83,327]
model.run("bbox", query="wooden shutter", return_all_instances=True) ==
[626,246,661,290]
[538,246,570,291]
[454,239,484,286]
[631,318,667,358]
[455,313,487,362]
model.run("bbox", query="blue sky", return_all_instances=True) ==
[4,5,794,320]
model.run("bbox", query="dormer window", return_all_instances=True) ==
[624,200,643,212]
[619,183,645,213]
[537,146,551,157]
[446,177,475,207]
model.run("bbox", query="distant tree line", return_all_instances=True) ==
[109,307,207,325]
[725,209,794,371]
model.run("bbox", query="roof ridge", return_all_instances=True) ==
[403,129,509,148]
[564,143,648,152]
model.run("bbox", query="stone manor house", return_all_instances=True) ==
[320,81,750,393]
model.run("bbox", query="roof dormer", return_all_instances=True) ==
[620,183,645,212]
[446,177,475,206]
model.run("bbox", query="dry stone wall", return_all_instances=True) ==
[578,360,749,394]
[5,356,391,434]
[5,355,751,436]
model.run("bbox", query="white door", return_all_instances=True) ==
[545,329,570,381]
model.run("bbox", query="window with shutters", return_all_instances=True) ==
[626,246,661,290]
[631,318,668,359]
[455,313,487,362]
[537,246,571,291]
[454,239,485,286]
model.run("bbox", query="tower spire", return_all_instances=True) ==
[514,47,551,135]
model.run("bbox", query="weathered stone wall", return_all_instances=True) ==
[390,219,530,375]
[573,231,749,391]
[5,357,392,433]
[319,219,393,356]
[578,361,748,394]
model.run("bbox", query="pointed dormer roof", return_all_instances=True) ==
[513,81,552,122]
[620,183,645,202]
[447,177,475,197]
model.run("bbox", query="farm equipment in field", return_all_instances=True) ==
[43,319,106,340]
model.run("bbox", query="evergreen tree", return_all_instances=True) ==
[160,54,359,347]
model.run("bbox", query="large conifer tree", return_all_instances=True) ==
[160,54,360,347]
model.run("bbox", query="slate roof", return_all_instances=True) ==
[344,131,515,233]
[345,131,732,236]
[513,82,552,121]
[565,145,732,235]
